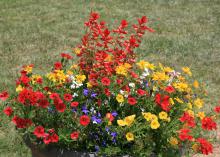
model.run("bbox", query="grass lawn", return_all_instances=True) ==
[0,0,220,156]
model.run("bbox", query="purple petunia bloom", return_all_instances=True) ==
[83,89,89,96]
[111,132,117,138]
[91,114,102,124]
[82,105,89,114]
[112,111,118,117]
[91,92,97,98]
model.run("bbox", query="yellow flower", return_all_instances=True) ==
[24,65,33,73]
[115,65,128,76]
[159,111,168,120]
[70,64,78,69]
[165,117,171,122]
[124,115,136,126]
[173,82,188,92]
[75,74,86,83]
[16,85,24,92]
[197,112,205,120]
[136,60,155,70]
[117,120,126,126]
[164,66,173,73]
[142,112,152,121]
[182,67,192,76]
[126,132,134,141]
[31,74,42,84]
[86,82,93,88]
[187,103,192,109]
[194,98,204,109]
[150,120,160,129]
[73,48,81,55]
[66,70,73,75]
[152,72,169,82]
[169,137,178,146]
[150,114,158,121]
[104,54,112,62]
[169,98,175,105]
[174,97,184,104]
[192,144,199,152]
[186,110,194,117]
[46,70,67,84]
[116,94,124,103]
[193,80,199,88]
[123,63,132,69]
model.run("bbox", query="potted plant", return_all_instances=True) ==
[1,12,219,157]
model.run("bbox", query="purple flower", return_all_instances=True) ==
[91,92,97,98]
[71,108,77,113]
[112,111,118,117]
[145,81,149,87]
[82,105,89,114]
[105,127,110,132]
[91,115,102,124]
[83,89,89,96]
[95,145,100,152]
[111,132,117,138]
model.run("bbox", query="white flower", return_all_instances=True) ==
[72,93,78,98]
[129,83,135,88]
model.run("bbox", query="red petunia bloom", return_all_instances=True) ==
[179,112,196,128]
[155,94,171,111]
[3,106,13,116]
[137,89,145,96]
[0,91,9,101]
[70,131,79,140]
[106,113,114,122]
[61,53,73,60]
[128,97,137,105]
[165,86,175,93]
[104,88,111,96]
[201,117,217,131]
[178,128,193,141]
[80,115,90,126]
[33,126,45,138]
[64,93,72,102]
[55,103,66,112]
[71,101,79,107]
[12,116,32,128]
[50,133,59,143]
[197,138,213,155]
[101,77,111,86]
[43,134,51,145]
[214,106,220,113]
[49,93,60,100]
[38,99,49,108]
[54,62,62,70]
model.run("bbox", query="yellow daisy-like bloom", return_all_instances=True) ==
[173,82,188,92]
[66,70,73,75]
[182,67,192,76]
[194,98,204,109]
[117,120,126,126]
[142,112,152,121]
[115,65,128,76]
[159,111,168,120]
[75,74,86,83]
[124,115,136,126]
[73,48,81,55]
[47,70,67,84]
[123,63,132,69]
[174,97,184,104]
[193,80,199,88]
[86,82,93,88]
[24,65,33,74]
[136,60,155,70]
[116,94,124,103]
[16,85,24,93]
[152,72,169,82]
[31,74,42,84]
[70,64,78,69]
[169,137,178,146]
[164,66,173,73]
[186,110,194,117]
[126,132,134,141]
[197,112,205,120]
[169,98,175,105]
[150,120,160,129]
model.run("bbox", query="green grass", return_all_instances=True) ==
[0,0,220,156]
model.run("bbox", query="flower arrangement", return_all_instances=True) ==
[0,12,219,157]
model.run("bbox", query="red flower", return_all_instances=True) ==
[201,117,217,130]
[104,88,111,96]
[197,138,213,155]
[179,112,196,128]
[49,93,60,100]
[137,89,145,96]
[3,106,13,116]
[128,97,137,105]
[64,93,72,102]
[80,115,90,126]
[38,99,49,108]
[33,126,45,138]
[71,101,79,107]
[0,91,9,101]
[214,106,220,113]
[70,131,79,140]
[155,94,171,111]
[50,133,59,143]
[101,77,111,86]
[179,128,193,141]
[61,53,72,59]
[43,134,51,144]
[12,116,32,128]
[55,103,66,112]
[106,113,114,122]
[165,86,175,93]
[54,62,62,70]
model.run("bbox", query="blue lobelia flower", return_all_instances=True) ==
[83,89,89,96]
